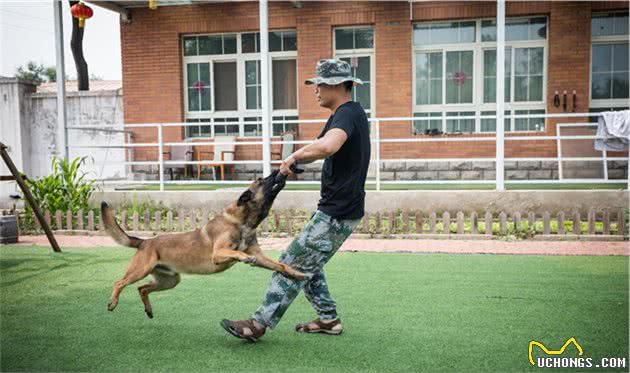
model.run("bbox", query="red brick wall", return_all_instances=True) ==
[122,1,301,161]
[121,1,629,163]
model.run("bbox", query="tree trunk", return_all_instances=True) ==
[69,0,89,91]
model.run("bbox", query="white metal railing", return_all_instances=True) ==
[66,112,630,191]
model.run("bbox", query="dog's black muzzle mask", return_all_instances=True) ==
[256,164,303,224]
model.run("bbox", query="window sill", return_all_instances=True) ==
[411,130,547,136]
[184,135,284,141]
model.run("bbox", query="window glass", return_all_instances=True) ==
[214,62,237,111]
[272,59,297,110]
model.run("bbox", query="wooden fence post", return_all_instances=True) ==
[572,211,581,235]
[133,211,139,231]
[77,209,84,230]
[499,212,507,235]
[513,212,521,231]
[202,208,209,227]
[543,211,551,235]
[34,211,41,229]
[557,211,565,235]
[389,211,396,235]
[190,209,197,229]
[456,211,464,234]
[485,211,492,235]
[286,210,293,236]
[587,209,596,235]
[144,211,151,231]
[402,210,409,234]
[261,216,269,234]
[442,211,450,234]
[528,212,536,230]
[87,210,94,231]
[273,210,280,235]
[121,210,128,230]
[55,210,62,230]
[66,210,73,230]
[617,209,626,236]
[415,211,423,234]
[155,211,162,232]
[166,210,173,231]
[178,209,185,231]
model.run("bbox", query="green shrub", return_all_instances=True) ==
[117,196,169,218]
[21,157,96,230]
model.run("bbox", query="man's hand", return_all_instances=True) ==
[280,155,297,175]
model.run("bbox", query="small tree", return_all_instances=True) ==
[15,62,66,84]
[44,66,58,82]
[15,61,47,85]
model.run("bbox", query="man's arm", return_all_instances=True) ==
[279,129,348,175]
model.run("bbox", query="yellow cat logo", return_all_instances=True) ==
[528,337,584,366]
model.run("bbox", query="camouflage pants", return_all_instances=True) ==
[252,210,361,329]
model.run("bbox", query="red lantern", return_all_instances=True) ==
[70,2,93,28]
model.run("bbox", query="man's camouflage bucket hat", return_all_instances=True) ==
[304,59,363,86]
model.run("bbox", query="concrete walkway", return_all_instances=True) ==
[11,234,629,256]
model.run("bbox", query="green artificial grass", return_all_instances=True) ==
[116,182,627,191]
[1,246,628,373]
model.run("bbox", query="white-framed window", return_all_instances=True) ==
[185,63,212,111]
[334,26,375,117]
[245,60,261,110]
[590,12,629,110]
[182,31,298,138]
[240,115,298,137]
[272,115,299,135]
[412,17,547,134]
[185,118,212,138]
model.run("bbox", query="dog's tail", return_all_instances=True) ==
[100,202,143,249]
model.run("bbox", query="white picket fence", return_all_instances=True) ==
[17,207,628,240]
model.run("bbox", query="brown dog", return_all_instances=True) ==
[101,170,305,318]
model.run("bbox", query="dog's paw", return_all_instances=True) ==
[107,301,117,312]
[287,269,307,281]
[242,256,257,265]
[145,309,154,319]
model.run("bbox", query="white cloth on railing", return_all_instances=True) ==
[594,110,630,151]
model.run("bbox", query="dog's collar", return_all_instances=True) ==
[222,211,241,225]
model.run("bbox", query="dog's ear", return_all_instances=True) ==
[237,190,253,206]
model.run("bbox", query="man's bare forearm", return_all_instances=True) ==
[291,140,332,163]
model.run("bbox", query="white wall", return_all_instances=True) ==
[0,78,126,208]
[0,78,36,207]
[29,90,126,180]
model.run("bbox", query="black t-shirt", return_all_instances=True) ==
[316,101,371,220]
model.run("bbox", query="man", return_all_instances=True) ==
[221,59,371,342]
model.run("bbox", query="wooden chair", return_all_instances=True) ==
[271,132,298,179]
[162,145,193,180]
[271,132,296,161]
[197,136,236,180]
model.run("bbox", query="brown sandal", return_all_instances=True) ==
[295,318,343,335]
[221,319,266,342]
